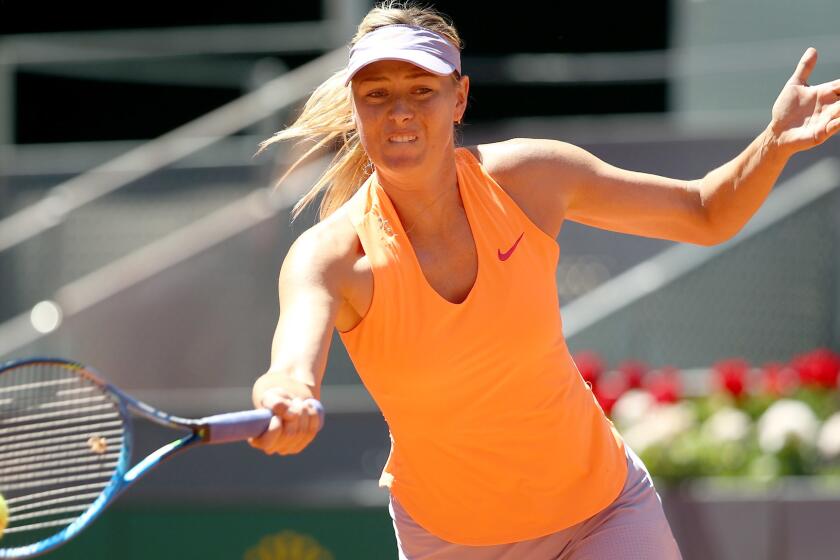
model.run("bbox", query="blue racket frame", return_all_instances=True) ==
[0,357,323,559]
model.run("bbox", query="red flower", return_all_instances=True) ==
[760,362,799,397]
[616,359,647,389]
[573,350,605,388]
[712,358,750,399]
[594,370,630,417]
[790,348,840,389]
[643,366,682,404]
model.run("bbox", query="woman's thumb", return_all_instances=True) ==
[261,389,292,415]
[788,47,817,86]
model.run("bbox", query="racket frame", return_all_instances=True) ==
[0,357,303,559]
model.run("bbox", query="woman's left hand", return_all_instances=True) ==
[769,47,840,156]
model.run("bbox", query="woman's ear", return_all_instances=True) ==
[455,75,470,124]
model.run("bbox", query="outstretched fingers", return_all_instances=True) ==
[831,79,840,101]
[814,78,840,104]
[828,117,840,138]
[827,104,840,138]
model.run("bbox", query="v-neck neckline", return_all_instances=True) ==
[373,154,481,308]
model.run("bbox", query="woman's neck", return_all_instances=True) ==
[375,154,461,237]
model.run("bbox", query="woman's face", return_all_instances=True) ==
[350,59,469,174]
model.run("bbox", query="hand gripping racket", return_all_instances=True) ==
[0,357,324,558]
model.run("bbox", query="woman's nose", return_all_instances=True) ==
[389,97,414,123]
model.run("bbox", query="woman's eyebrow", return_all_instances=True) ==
[357,71,436,84]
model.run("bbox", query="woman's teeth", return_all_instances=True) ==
[390,136,417,143]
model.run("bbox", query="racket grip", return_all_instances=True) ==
[202,399,325,444]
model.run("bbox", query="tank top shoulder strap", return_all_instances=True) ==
[454,145,560,254]
[342,175,397,269]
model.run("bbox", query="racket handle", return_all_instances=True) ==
[202,399,325,444]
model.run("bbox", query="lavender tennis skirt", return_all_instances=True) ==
[388,443,683,559]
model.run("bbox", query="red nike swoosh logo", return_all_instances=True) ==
[498,232,524,261]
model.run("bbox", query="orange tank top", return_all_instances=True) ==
[338,147,627,545]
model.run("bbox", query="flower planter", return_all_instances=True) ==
[573,349,840,558]
[658,476,840,560]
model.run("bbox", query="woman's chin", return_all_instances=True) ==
[378,150,427,171]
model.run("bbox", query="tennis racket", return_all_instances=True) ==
[0,357,324,558]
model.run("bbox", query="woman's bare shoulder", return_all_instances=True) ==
[462,140,520,177]
[462,139,568,238]
[463,138,572,179]
[290,205,370,331]
[293,205,364,279]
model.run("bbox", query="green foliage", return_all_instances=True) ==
[791,386,840,420]
[625,389,840,487]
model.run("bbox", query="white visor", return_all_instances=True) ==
[345,24,461,86]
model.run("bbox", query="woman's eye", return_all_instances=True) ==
[365,88,431,98]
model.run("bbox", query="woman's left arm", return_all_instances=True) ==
[701,47,840,241]
[493,48,840,247]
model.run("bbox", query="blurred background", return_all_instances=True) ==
[1,0,839,558]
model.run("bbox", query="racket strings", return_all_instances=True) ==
[0,362,126,547]
[0,444,122,472]
[0,417,123,443]
[0,428,124,454]
[1,403,121,428]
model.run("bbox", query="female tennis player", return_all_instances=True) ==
[247,2,840,558]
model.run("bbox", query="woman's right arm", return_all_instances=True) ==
[249,224,350,456]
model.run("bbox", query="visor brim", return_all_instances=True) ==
[344,50,457,86]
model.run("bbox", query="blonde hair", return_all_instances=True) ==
[253,1,464,223]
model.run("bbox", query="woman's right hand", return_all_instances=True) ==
[248,387,324,456]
